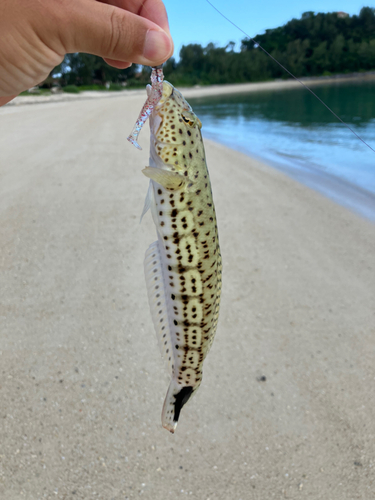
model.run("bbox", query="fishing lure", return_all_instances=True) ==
[127,65,164,150]
[127,67,222,433]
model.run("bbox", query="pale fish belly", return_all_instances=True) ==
[144,165,222,433]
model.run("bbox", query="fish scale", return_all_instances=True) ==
[139,79,222,433]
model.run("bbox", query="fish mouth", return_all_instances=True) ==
[147,81,174,99]
[149,83,173,137]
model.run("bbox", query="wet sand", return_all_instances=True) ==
[0,93,374,499]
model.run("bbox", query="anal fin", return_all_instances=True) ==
[144,240,174,375]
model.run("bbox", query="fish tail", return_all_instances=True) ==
[161,381,196,433]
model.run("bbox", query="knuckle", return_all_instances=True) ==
[107,9,122,56]
[107,9,143,60]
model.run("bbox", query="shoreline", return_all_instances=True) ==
[181,71,375,98]
[3,79,374,223]
[5,70,375,107]
[203,133,375,223]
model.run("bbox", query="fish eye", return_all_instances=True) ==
[181,111,197,127]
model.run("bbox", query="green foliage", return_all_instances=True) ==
[19,89,52,96]
[77,84,106,91]
[53,7,374,89]
[58,53,136,88]
[109,83,122,91]
[164,6,375,86]
[63,85,80,93]
[239,7,375,79]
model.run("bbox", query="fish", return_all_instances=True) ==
[128,68,222,433]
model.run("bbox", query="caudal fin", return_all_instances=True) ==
[161,381,195,433]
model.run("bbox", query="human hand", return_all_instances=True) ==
[0,0,174,106]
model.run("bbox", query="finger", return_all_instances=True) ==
[99,0,171,35]
[0,95,17,107]
[60,1,173,66]
[103,58,132,69]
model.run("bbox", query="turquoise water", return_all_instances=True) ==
[189,80,375,220]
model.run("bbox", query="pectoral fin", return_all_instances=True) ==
[142,167,185,191]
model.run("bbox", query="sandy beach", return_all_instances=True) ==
[0,91,374,499]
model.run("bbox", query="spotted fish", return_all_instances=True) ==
[128,69,222,433]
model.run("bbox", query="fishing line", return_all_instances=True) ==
[205,0,375,154]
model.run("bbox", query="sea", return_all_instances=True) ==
[189,79,375,221]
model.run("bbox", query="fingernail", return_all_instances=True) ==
[143,29,172,63]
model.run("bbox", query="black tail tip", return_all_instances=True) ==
[173,386,194,423]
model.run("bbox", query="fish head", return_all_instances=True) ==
[149,81,203,169]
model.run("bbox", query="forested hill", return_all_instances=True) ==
[163,7,375,85]
[56,7,374,88]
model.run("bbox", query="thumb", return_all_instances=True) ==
[59,1,173,66]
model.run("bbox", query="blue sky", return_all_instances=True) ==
[163,0,369,57]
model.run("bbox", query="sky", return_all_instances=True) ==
[163,0,370,58]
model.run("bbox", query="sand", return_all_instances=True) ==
[0,91,374,500]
